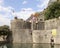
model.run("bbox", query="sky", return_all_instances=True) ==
[0,0,49,26]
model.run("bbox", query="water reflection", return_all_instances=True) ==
[12,44,32,48]
[0,43,12,48]
[33,44,51,48]
[0,43,60,48]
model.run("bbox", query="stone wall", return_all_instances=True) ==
[33,29,60,44]
[55,27,60,44]
[11,19,32,43]
[12,29,32,43]
[33,22,45,30]
[33,30,52,43]
[11,17,60,44]
[11,19,24,29]
[45,18,58,30]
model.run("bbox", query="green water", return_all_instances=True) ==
[0,43,60,48]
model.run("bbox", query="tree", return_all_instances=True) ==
[0,25,12,43]
[0,25,11,35]
[44,2,60,20]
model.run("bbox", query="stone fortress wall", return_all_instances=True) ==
[33,18,60,44]
[11,0,60,44]
[11,16,60,44]
[11,18,32,43]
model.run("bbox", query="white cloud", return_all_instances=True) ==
[0,5,14,26]
[37,0,49,9]
[0,0,34,26]
[0,5,35,26]
[21,8,33,11]
[12,8,35,20]
[22,1,27,4]
[0,6,14,12]
[0,0,11,26]
[0,0,10,26]
[0,0,50,26]
[0,14,11,26]
[0,0,3,4]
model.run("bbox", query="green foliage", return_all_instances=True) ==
[0,25,11,35]
[44,2,60,20]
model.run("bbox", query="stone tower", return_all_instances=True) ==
[11,17,32,43]
[11,17,24,43]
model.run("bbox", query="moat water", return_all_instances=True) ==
[0,43,60,48]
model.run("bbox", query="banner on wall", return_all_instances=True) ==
[52,29,57,36]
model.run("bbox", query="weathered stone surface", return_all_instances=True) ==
[12,29,32,43]
[33,30,52,43]
[11,17,60,44]
[45,19,57,30]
